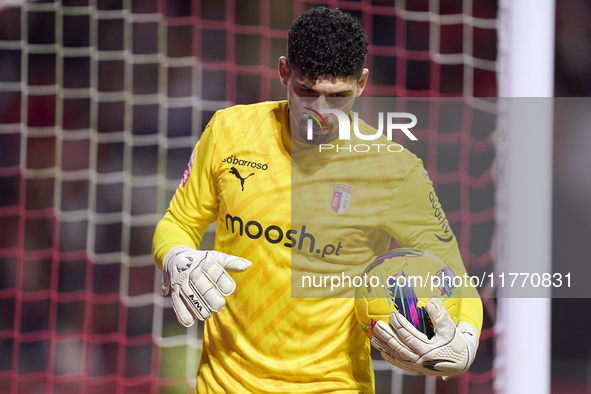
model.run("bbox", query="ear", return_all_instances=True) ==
[355,68,369,97]
[278,56,290,87]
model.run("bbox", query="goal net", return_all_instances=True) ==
[0,0,498,393]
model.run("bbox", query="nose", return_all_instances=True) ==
[308,96,329,112]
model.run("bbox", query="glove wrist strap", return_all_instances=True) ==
[457,322,479,367]
[161,245,193,296]
[163,245,193,268]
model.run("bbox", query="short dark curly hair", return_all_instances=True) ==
[287,7,369,83]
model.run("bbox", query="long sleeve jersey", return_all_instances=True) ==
[152,100,483,393]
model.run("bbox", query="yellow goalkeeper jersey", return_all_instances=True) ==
[152,101,482,393]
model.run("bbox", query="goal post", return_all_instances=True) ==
[496,0,555,393]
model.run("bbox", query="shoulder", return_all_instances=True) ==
[212,101,287,126]
[205,101,286,141]
[354,118,423,176]
[204,101,288,157]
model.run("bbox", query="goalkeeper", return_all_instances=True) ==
[152,7,483,393]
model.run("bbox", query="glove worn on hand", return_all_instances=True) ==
[372,297,479,378]
[162,245,252,327]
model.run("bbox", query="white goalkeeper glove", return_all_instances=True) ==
[372,297,479,378]
[161,245,252,327]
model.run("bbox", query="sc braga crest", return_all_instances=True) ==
[331,183,355,214]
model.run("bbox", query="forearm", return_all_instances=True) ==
[152,210,211,270]
[443,249,483,334]
[459,295,483,334]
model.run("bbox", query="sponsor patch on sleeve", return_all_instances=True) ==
[181,149,195,188]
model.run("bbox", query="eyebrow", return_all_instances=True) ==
[294,81,354,95]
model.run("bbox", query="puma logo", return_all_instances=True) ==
[230,167,254,191]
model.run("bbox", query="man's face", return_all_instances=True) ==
[279,57,369,144]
